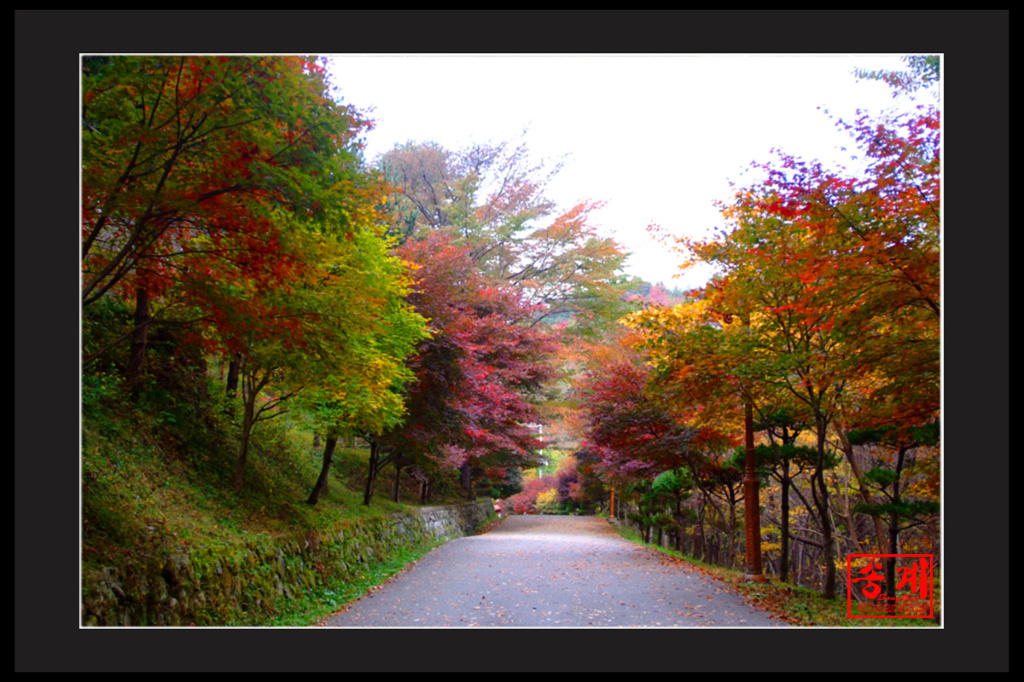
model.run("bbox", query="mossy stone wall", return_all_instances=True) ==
[81,500,494,626]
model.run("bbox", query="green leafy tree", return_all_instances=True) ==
[651,468,694,550]
[298,228,428,505]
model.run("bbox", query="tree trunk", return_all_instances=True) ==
[696,495,709,561]
[233,364,272,492]
[837,465,859,557]
[886,446,908,598]
[780,470,791,582]
[674,498,685,554]
[226,355,240,400]
[460,463,475,501]
[812,415,836,599]
[306,433,338,505]
[391,458,404,503]
[363,441,380,505]
[728,486,738,570]
[795,541,804,585]
[125,287,150,393]
[233,388,256,491]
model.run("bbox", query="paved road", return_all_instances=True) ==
[322,515,786,627]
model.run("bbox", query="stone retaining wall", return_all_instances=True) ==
[81,500,494,626]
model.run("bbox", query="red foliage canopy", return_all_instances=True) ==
[383,232,557,482]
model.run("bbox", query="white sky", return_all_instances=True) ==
[327,54,922,291]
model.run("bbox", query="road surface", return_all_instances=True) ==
[322,515,786,627]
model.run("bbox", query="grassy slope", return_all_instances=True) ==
[81,365,467,625]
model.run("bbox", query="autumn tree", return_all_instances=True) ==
[574,324,743,555]
[620,293,754,563]
[185,207,426,493]
[563,447,613,514]
[626,293,834,577]
[298,228,428,505]
[82,56,374,390]
[354,232,554,505]
[380,140,640,482]
[635,85,939,596]
[380,139,637,338]
[576,333,696,485]
[506,473,558,515]
[691,206,862,595]
[728,57,940,435]
[82,56,437,498]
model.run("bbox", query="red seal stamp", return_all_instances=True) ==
[847,554,934,618]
